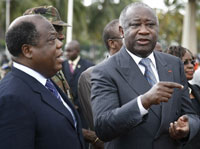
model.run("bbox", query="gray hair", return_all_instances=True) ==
[119,2,159,29]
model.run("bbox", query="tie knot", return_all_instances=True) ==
[45,79,60,100]
[70,62,74,66]
[45,79,54,88]
[139,58,151,68]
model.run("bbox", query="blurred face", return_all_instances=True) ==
[53,25,65,41]
[66,44,79,61]
[182,51,195,80]
[31,18,63,78]
[113,38,123,54]
[108,38,122,56]
[121,6,159,58]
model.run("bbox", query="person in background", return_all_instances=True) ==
[0,14,85,149]
[78,19,122,149]
[23,6,74,103]
[62,40,94,148]
[166,45,200,149]
[91,2,200,149]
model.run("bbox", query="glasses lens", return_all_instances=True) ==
[183,60,195,65]
[191,60,195,65]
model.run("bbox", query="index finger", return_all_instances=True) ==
[161,82,183,89]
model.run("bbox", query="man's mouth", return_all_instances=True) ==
[136,39,150,45]
[56,52,64,63]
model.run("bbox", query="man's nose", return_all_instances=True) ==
[138,24,149,34]
[56,38,63,49]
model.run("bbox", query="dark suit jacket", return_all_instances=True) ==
[0,67,85,149]
[91,47,200,149]
[62,58,94,107]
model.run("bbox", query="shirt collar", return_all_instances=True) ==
[69,55,80,66]
[13,62,47,86]
[126,49,156,68]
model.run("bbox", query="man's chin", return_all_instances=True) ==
[132,49,153,58]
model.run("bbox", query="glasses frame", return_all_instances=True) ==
[183,59,195,66]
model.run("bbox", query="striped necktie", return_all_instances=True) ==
[139,58,157,86]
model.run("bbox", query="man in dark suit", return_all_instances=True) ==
[0,15,84,149]
[62,40,94,131]
[91,2,200,149]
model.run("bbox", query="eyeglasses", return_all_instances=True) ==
[183,59,195,66]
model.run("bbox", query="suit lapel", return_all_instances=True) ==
[116,49,175,122]
[116,48,162,119]
[55,82,80,126]
[12,67,76,129]
[39,88,76,129]
[73,58,82,76]
[116,47,151,96]
[154,52,174,138]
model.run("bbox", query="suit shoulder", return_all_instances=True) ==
[92,57,117,76]
[155,51,182,64]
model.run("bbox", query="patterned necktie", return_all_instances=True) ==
[140,58,161,119]
[45,79,77,127]
[45,79,62,101]
[139,58,157,86]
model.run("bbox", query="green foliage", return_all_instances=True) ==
[0,0,200,59]
[157,9,184,51]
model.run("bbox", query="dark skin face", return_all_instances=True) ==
[66,43,79,61]
[182,51,194,80]
[19,16,63,78]
[120,6,159,58]
[108,23,123,56]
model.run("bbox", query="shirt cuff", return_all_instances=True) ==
[137,95,148,116]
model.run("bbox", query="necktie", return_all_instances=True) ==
[45,79,77,127]
[139,58,161,119]
[69,63,74,74]
[139,58,157,86]
[45,79,61,101]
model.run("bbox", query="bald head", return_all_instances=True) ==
[6,15,53,57]
[66,40,80,51]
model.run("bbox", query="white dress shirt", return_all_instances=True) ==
[68,55,80,70]
[126,49,160,116]
[13,62,77,127]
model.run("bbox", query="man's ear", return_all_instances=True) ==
[21,44,32,58]
[119,26,124,38]
[108,39,115,49]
